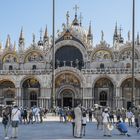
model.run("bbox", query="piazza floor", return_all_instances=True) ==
[0,115,139,140]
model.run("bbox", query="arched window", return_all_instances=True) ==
[126,63,131,68]
[9,65,13,70]
[100,63,104,69]
[100,91,107,101]
[32,65,36,70]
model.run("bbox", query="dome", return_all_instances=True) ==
[70,25,88,40]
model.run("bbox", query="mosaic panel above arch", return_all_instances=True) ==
[55,73,80,88]
[119,49,139,60]
[25,51,44,62]
[92,50,112,61]
[3,53,18,63]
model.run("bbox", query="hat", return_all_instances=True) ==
[104,108,108,111]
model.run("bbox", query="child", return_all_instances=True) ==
[82,112,87,136]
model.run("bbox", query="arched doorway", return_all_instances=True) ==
[56,73,81,107]
[0,80,16,105]
[121,78,140,109]
[22,78,40,107]
[99,91,107,106]
[94,78,114,107]
[61,89,74,107]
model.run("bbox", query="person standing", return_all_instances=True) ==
[126,109,133,126]
[74,103,82,138]
[102,108,111,137]
[81,111,87,136]
[11,105,21,139]
[2,109,10,139]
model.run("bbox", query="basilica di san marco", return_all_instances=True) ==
[0,9,140,110]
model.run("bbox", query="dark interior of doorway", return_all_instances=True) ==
[63,97,72,107]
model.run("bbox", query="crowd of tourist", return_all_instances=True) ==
[1,103,140,139]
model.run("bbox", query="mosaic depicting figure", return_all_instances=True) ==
[92,50,112,61]
[25,52,43,62]
[120,49,138,60]
[3,54,18,63]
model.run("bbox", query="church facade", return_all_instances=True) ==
[0,9,140,109]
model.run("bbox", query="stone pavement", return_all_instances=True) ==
[0,115,139,140]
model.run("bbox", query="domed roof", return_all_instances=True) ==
[70,25,88,40]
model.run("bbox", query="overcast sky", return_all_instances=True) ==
[0,0,140,48]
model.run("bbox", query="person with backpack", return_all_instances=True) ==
[2,109,10,139]
[11,105,21,139]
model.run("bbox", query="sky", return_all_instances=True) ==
[0,0,140,48]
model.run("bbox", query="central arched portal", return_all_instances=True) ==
[56,73,82,108]
[21,78,40,107]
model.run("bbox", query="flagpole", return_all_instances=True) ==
[132,0,135,108]
[51,0,56,109]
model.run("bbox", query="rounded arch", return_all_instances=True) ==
[55,45,84,69]
[55,67,85,87]
[2,53,18,63]
[0,79,16,87]
[91,47,114,62]
[20,76,42,88]
[119,47,139,60]
[56,85,77,99]
[0,79,16,105]
[0,80,15,88]
[93,76,115,107]
[117,76,138,87]
[54,40,88,62]
[92,76,116,88]
[23,50,45,63]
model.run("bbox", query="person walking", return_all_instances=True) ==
[74,103,82,138]
[11,105,21,139]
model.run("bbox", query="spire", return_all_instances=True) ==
[113,22,118,44]
[18,27,25,52]
[101,30,104,42]
[128,31,131,41]
[19,27,24,44]
[119,26,124,43]
[32,33,36,45]
[79,13,83,26]
[115,22,118,36]
[13,41,16,51]
[5,34,11,49]
[66,11,70,28]
[87,21,93,45]
[38,28,43,46]
[43,25,49,44]
[136,32,140,45]
[88,21,92,37]
[72,5,79,26]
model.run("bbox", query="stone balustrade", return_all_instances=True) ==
[0,67,139,75]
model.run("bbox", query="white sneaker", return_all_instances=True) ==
[4,137,9,139]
